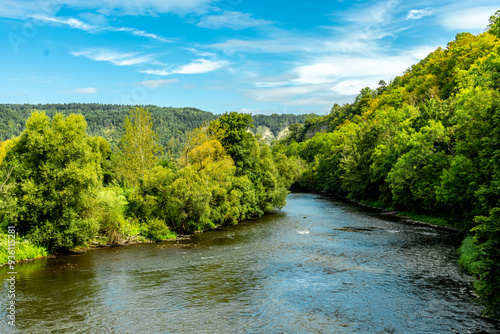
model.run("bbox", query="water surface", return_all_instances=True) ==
[2,193,498,333]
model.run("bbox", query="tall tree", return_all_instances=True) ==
[116,107,162,185]
[1,112,103,251]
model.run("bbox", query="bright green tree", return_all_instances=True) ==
[117,107,162,185]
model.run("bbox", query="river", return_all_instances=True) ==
[1,193,499,333]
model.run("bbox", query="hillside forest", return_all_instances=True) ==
[0,103,309,156]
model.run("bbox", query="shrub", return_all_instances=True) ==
[144,218,176,241]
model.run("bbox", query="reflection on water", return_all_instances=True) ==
[1,193,499,333]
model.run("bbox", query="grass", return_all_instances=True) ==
[397,211,449,227]
[0,232,49,266]
[458,235,483,276]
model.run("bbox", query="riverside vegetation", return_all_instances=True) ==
[273,12,500,317]
[0,109,301,262]
[2,10,500,319]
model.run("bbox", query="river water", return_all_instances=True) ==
[1,193,499,333]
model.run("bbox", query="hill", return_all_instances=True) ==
[0,103,309,155]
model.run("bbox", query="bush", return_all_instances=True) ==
[458,235,483,275]
[144,218,176,241]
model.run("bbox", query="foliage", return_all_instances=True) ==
[116,107,162,185]
[1,112,103,251]
[144,218,176,241]
[458,235,483,276]
[471,208,500,317]
[488,10,500,38]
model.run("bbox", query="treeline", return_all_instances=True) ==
[0,109,300,258]
[0,103,309,156]
[276,12,500,316]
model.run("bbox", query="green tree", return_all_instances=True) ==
[208,112,255,175]
[1,112,103,251]
[488,10,500,38]
[472,208,500,317]
[116,107,162,185]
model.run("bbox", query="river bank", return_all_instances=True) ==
[293,190,463,232]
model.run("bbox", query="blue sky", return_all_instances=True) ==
[0,1,497,115]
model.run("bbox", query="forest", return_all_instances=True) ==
[0,103,309,156]
[274,12,500,316]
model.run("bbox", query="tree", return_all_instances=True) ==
[116,107,162,185]
[208,112,255,175]
[472,208,500,317]
[1,111,103,251]
[488,10,500,38]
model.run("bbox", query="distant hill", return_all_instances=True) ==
[0,103,310,155]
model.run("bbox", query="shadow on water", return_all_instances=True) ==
[1,193,499,333]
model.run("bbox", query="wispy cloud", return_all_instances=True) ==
[142,58,230,76]
[176,58,229,74]
[440,5,497,31]
[292,55,415,85]
[197,11,274,30]
[31,15,169,42]
[0,0,214,19]
[71,48,155,66]
[109,27,170,42]
[135,79,179,89]
[406,8,434,20]
[60,87,98,94]
[31,15,94,31]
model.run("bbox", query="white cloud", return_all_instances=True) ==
[31,15,94,31]
[176,58,229,74]
[406,8,434,20]
[31,15,169,42]
[337,0,399,26]
[141,68,173,76]
[71,48,154,66]
[143,58,229,76]
[185,48,216,58]
[63,87,98,94]
[110,27,170,42]
[135,79,179,88]
[197,11,273,30]
[440,6,497,31]
[292,56,414,85]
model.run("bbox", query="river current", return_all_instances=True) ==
[1,193,499,333]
